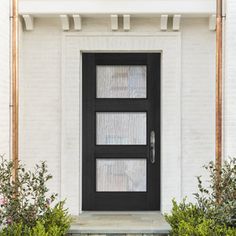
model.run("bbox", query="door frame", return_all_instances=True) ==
[61,32,181,215]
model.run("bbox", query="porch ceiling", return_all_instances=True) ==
[19,0,216,17]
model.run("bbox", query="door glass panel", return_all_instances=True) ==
[96,66,147,98]
[96,112,147,145]
[96,159,147,192]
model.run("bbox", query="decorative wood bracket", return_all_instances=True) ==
[22,14,34,31]
[209,14,216,31]
[160,15,168,31]
[111,14,118,31]
[73,15,81,30]
[60,14,70,31]
[123,14,130,31]
[173,14,181,31]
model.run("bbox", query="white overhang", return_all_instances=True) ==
[19,0,216,17]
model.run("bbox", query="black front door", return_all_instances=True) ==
[82,53,160,210]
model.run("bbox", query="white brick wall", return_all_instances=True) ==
[181,18,216,200]
[0,0,10,159]
[224,0,236,159]
[61,32,182,213]
[19,18,62,195]
[19,17,216,213]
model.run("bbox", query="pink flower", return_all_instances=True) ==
[46,198,51,205]
[0,198,7,206]
[6,217,12,225]
[45,198,51,208]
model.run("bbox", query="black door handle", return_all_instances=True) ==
[150,130,155,164]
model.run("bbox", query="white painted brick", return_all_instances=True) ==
[19,17,216,213]
[224,0,236,159]
[19,18,62,196]
[0,0,10,159]
[181,18,215,200]
[61,33,182,214]
[0,0,234,217]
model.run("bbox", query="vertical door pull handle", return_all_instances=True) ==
[150,130,155,164]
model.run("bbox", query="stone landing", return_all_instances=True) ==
[66,212,170,236]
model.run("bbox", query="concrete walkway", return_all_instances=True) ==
[67,212,171,235]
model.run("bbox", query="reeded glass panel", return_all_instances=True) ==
[96,66,147,98]
[96,112,146,145]
[96,159,147,192]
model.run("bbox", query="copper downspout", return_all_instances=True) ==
[216,0,223,200]
[11,0,19,182]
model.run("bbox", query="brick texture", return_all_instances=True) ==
[181,18,216,200]
[19,18,62,195]
[20,17,216,213]
[224,0,236,159]
[0,0,10,159]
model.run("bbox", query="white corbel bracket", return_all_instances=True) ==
[123,14,130,31]
[160,15,168,31]
[73,14,81,30]
[22,14,34,31]
[111,14,118,31]
[173,14,181,31]
[209,14,216,31]
[60,14,70,31]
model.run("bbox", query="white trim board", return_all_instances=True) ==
[19,0,215,17]
[61,32,182,215]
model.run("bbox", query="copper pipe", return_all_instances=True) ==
[216,0,223,201]
[11,0,19,182]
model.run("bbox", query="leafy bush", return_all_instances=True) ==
[165,199,204,235]
[0,203,70,236]
[0,156,71,235]
[40,201,71,235]
[165,158,236,236]
[166,199,236,236]
[195,158,236,227]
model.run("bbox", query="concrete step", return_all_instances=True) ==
[67,212,170,236]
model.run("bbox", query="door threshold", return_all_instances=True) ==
[79,211,162,215]
[68,211,170,235]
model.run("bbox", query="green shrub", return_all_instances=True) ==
[178,218,236,236]
[195,158,236,227]
[165,199,204,235]
[0,156,71,235]
[0,223,34,236]
[166,199,236,236]
[165,158,236,236]
[40,201,71,235]
[0,203,70,236]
